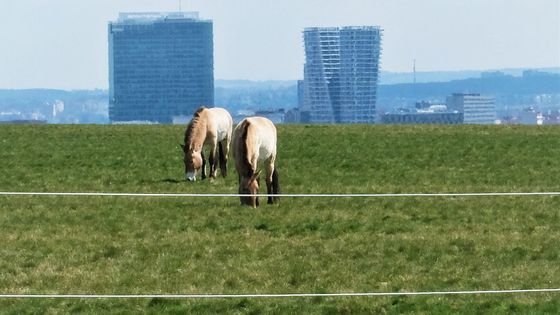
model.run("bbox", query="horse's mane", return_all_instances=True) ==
[184,107,207,150]
[238,119,255,178]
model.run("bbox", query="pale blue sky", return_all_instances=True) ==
[1,0,559,89]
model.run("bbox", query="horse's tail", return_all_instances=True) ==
[238,119,254,178]
[218,141,227,177]
[272,168,280,202]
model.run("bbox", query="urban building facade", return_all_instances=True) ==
[301,26,382,123]
[381,112,463,124]
[382,101,463,124]
[108,12,213,123]
[446,93,496,124]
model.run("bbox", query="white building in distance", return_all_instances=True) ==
[446,93,496,124]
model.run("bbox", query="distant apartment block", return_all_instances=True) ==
[301,26,382,123]
[108,12,213,123]
[382,102,463,124]
[446,93,496,124]
[381,112,463,124]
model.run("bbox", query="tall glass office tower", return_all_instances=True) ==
[302,26,382,124]
[108,12,213,123]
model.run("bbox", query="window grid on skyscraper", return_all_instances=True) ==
[302,26,382,124]
[108,12,213,124]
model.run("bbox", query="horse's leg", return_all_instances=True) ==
[222,132,232,178]
[272,168,280,203]
[218,140,228,177]
[201,150,207,180]
[265,158,275,204]
[226,140,230,176]
[208,140,218,179]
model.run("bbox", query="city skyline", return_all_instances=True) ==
[1,0,559,89]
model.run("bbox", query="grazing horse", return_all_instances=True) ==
[181,107,233,181]
[232,117,280,207]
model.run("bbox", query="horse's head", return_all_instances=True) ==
[181,144,203,181]
[239,171,260,208]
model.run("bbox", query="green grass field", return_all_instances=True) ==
[1,124,560,314]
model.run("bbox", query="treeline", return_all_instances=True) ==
[1,70,558,120]
[0,89,108,123]
[0,89,107,112]
[377,71,560,100]
[215,84,297,112]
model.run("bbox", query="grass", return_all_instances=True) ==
[0,124,560,313]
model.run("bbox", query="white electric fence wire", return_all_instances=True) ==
[1,288,560,299]
[2,191,559,299]
[2,191,560,197]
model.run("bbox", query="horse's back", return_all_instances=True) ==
[246,116,276,145]
[240,117,277,162]
[206,107,233,141]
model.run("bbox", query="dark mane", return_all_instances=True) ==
[239,119,254,178]
[183,116,199,145]
[183,107,207,149]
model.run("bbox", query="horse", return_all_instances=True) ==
[181,106,233,181]
[232,116,280,207]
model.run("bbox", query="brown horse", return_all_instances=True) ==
[232,116,280,207]
[181,107,233,181]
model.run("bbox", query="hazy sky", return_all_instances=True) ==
[1,0,559,89]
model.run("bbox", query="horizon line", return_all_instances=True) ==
[1,66,559,91]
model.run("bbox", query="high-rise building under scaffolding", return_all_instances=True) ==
[301,26,382,124]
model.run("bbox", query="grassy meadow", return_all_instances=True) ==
[1,124,560,313]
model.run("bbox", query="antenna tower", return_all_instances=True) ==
[413,59,416,84]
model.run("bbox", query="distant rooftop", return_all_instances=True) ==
[304,26,382,32]
[115,12,203,23]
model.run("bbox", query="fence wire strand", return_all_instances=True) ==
[1,288,560,299]
[2,191,560,198]
[2,190,559,299]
